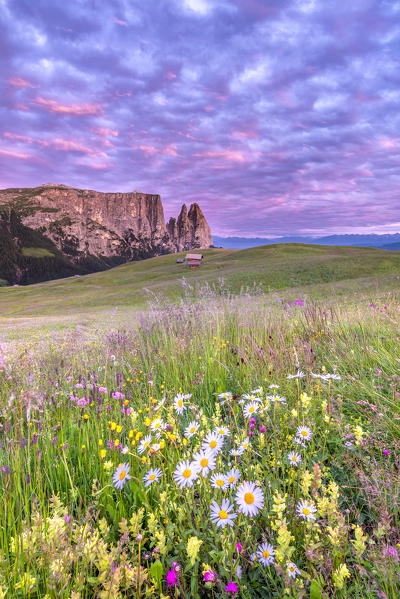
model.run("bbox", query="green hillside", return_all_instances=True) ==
[1,243,400,326]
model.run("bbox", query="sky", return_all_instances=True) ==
[1,0,400,237]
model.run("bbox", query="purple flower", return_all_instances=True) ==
[260,425,266,433]
[65,514,71,523]
[166,568,178,587]
[225,581,239,593]
[235,542,242,553]
[203,570,216,582]
[383,449,389,455]
[98,386,108,393]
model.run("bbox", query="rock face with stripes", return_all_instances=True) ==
[0,183,213,283]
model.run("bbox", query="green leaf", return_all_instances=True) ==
[150,560,163,590]
[310,579,323,599]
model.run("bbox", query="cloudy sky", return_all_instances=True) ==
[1,0,400,237]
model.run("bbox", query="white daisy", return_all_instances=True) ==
[173,460,200,488]
[150,443,161,452]
[286,562,300,579]
[287,371,305,379]
[218,391,232,400]
[235,481,264,516]
[230,447,244,457]
[296,426,312,441]
[243,402,260,418]
[288,451,302,467]
[296,499,317,521]
[143,467,162,488]
[201,432,223,454]
[211,472,228,490]
[185,421,200,438]
[151,418,165,435]
[113,462,131,490]
[239,437,251,452]
[267,394,286,404]
[210,498,237,528]
[138,435,152,454]
[293,437,306,447]
[155,397,165,411]
[251,387,263,394]
[268,384,279,389]
[193,450,216,476]
[257,542,275,566]
[226,467,241,488]
[214,426,230,437]
[242,394,261,402]
[173,394,186,415]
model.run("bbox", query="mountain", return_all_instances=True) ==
[0,184,212,285]
[214,233,400,250]
[380,242,400,250]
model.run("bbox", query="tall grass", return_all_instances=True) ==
[0,286,399,597]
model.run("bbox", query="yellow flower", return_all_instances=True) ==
[100,449,106,459]
[129,430,134,439]
[110,422,117,431]
[145,418,151,426]
[98,439,103,447]
[116,425,122,434]
[187,536,202,565]
[83,414,89,420]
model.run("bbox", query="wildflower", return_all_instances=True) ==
[288,451,302,467]
[257,542,275,566]
[226,467,241,488]
[236,565,242,578]
[166,568,178,587]
[230,447,244,457]
[239,437,250,452]
[210,497,238,530]
[193,450,216,476]
[151,418,165,436]
[332,564,350,589]
[214,426,230,436]
[187,536,202,565]
[243,401,259,418]
[173,393,187,415]
[138,435,152,454]
[218,391,232,400]
[211,472,229,490]
[296,426,312,441]
[287,371,305,379]
[113,463,131,490]
[236,542,242,553]
[353,425,363,445]
[100,449,106,459]
[173,460,200,488]
[185,421,200,438]
[267,394,286,404]
[251,387,263,394]
[235,481,264,516]
[286,562,300,579]
[225,581,239,593]
[203,569,217,582]
[202,432,223,454]
[351,525,368,559]
[296,499,317,521]
[143,467,162,488]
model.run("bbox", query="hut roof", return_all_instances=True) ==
[186,253,203,260]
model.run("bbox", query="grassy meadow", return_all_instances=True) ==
[0,244,399,598]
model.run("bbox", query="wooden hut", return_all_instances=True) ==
[186,253,203,268]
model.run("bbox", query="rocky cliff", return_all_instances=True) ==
[0,184,213,284]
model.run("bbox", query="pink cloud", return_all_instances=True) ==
[7,77,35,88]
[137,145,158,155]
[0,148,32,160]
[166,71,177,79]
[114,17,128,26]
[95,128,119,137]
[35,96,102,116]
[196,150,246,162]
[4,131,107,158]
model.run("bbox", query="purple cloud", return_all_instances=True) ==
[1,0,400,236]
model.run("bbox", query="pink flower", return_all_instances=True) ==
[225,581,239,593]
[260,425,266,433]
[98,386,108,393]
[235,542,242,553]
[166,568,178,587]
[203,570,216,582]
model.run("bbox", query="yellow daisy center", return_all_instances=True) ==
[149,474,156,481]
[183,469,191,479]
[190,427,195,433]
[244,492,254,504]
[200,458,208,467]
[249,407,254,412]
[144,441,149,447]
[119,470,126,480]
[178,400,182,406]
[289,566,295,572]
[263,550,270,559]
[216,479,224,487]
[292,457,297,462]
[210,440,217,448]
[154,422,160,429]
[229,476,235,483]
[219,430,225,434]
[303,507,310,515]
[219,510,228,519]
[301,431,307,437]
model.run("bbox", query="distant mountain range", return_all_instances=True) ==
[213,234,400,250]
